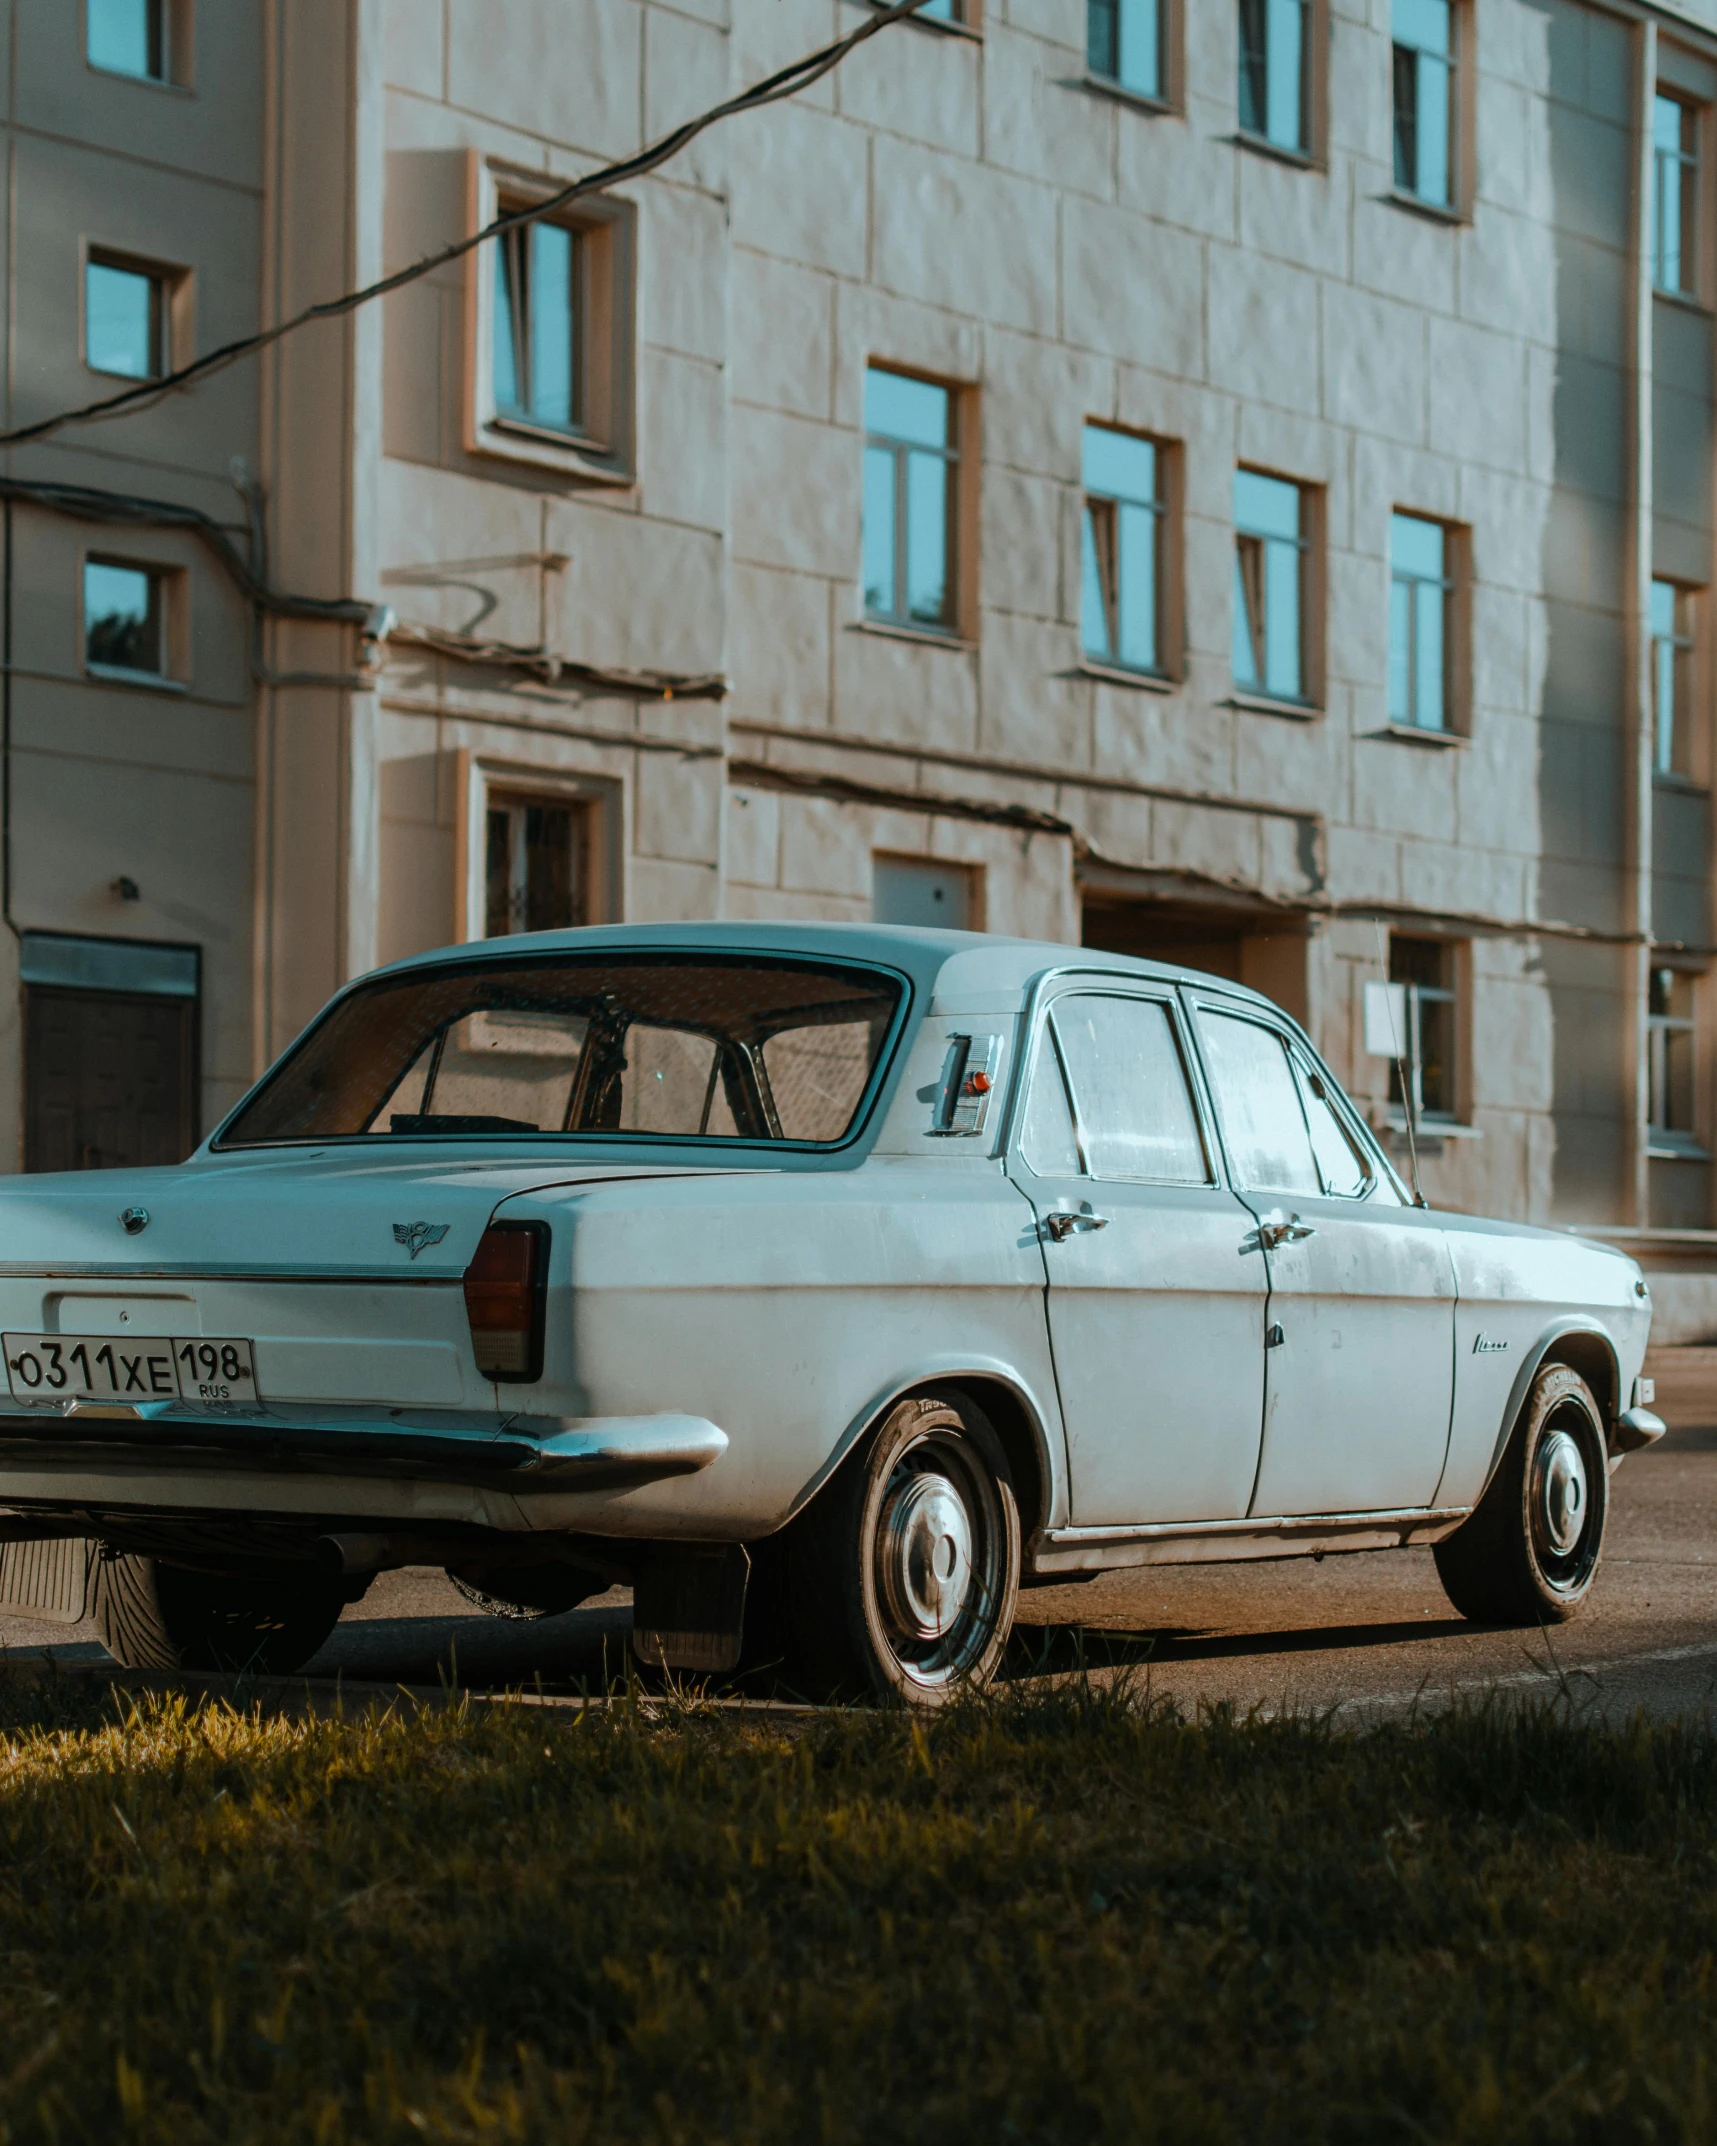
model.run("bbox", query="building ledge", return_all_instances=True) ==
[1360,722,1464,748]
[1077,73,1176,118]
[1076,659,1176,694]
[1226,689,1319,721]
[850,618,976,654]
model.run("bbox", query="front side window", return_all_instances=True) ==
[493,216,581,434]
[86,255,163,380]
[1648,966,1699,1143]
[1088,0,1161,98]
[88,0,164,80]
[1233,468,1307,702]
[84,559,163,676]
[1392,0,1454,207]
[1021,995,1209,1183]
[485,796,592,938]
[864,368,957,633]
[1237,0,1308,153]
[216,955,906,1150]
[1654,92,1699,296]
[1081,425,1164,674]
[1652,577,1696,776]
[1389,935,1458,1121]
[1389,512,1450,731]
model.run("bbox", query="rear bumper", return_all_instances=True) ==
[0,1404,727,1519]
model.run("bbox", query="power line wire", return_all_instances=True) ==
[0,0,936,452]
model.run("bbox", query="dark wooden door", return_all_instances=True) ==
[24,987,197,1172]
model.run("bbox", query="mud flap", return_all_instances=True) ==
[632,1544,750,1674]
[0,1538,96,1624]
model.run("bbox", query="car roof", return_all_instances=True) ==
[363,919,1286,1017]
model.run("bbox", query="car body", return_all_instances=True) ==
[0,921,1664,1690]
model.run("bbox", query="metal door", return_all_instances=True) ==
[1008,989,1267,1527]
[24,986,196,1172]
[1191,1000,1455,1517]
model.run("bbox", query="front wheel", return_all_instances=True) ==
[1433,1364,1608,1625]
[754,1392,1021,1703]
[91,1554,346,1674]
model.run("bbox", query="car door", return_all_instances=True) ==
[1189,998,1456,1517]
[1008,987,1268,1526]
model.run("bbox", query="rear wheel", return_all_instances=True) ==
[1433,1364,1608,1626]
[90,1554,346,1674]
[750,1392,1020,1703]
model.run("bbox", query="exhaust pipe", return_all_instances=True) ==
[315,1531,451,1577]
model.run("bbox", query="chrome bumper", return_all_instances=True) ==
[0,1404,727,1494]
[1613,1405,1667,1454]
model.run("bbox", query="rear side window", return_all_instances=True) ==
[1196,1011,1322,1195]
[1029,994,1210,1183]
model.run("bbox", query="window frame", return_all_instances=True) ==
[1390,0,1462,214]
[1653,89,1703,301]
[1080,422,1176,682]
[1236,0,1320,161]
[465,157,636,486]
[1086,0,1176,109]
[1388,510,1468,736]
[861,362,976,641]
[80,553,187,689]
[1232,466,1320,710]
[1647,963,1703,1153]
[84,0,193,89]
[1386,935,1464,1127]
[1651,576,1701,779]
[455,755,619,946]
[82,245,189,383]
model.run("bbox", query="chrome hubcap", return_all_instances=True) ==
[1535,1427,1588,1556]
[877,1470,973,1642]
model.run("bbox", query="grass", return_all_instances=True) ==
[0,1671,1710,2143]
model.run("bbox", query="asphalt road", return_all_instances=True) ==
[3,1358,1714,1719]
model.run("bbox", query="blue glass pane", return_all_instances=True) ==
[1265,0,1305,148]
[529,223,575,428]
[1392,0,1449,55]
[865,367,949,449]
[1116,501,1157,670]
[84,560,154,671]
[88,0,157,77]
[905,448,950,623]
[1263,536,1301,698]
[1413,579,1445,727]
[85,261,155,379]
[1388,579,1412,721]
[1235,468,1299,541]
[1118,0,1161,96]
[1651,577,1678,638]
[493,244,520,414]
[1391,512,1443,580]
[1233,552,1260,688]
[863,446,897,617]
[918,0,955,16]
[1656,634,1677,772]
[1083,424,1156,504]
[1655,91,1686,155]
[1081,506,1111,659]
[1414,51,1450,202]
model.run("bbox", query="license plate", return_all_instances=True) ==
[2,1335,260,1406]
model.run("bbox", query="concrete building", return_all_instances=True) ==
[5,0,1717,1326]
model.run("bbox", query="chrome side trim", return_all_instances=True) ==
[0,1407,727,1494]
[1031,1506,1468,1574]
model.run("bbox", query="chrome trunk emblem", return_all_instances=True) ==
[393,1221,450,1260]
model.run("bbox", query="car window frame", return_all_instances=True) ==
[1014,983,1222,1188]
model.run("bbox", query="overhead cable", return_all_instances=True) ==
[0,0,937,452]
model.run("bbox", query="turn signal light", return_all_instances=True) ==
[463,1222,548,1382]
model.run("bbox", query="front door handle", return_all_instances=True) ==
[1254,1212,1317,1251]
[1043,1206,1110,1242]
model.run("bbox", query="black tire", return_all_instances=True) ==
[1433,1364,1609,1626]
[748,1391,1021,1704]
[90,1553,346,1674]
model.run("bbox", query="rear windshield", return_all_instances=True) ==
[216,953,907,1149]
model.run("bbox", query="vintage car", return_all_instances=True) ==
[0,921,1665,1699]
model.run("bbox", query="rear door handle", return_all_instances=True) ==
[1043,1207,1110,1242]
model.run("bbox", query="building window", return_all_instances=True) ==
[87,0,164,81]
[1388,936,1458,1121]
[1392,0,1454,207]
[873,856,979,930]
[84,560,165,678]
[1233,469,1308,702]
[1081,426,1164,675]
[485,794,593,938]
[1389,513,1451,731]
[864,367,958,634]
[1237,0,1308,154]
[85,254,165,380]
[493,217,582,436]
[1648,967,1699,1145]
[1653,93,1699,297]
[1088,0,1161,98]
[1652,578,1697,776]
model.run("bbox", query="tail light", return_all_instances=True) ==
[463,1222,548,1382]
